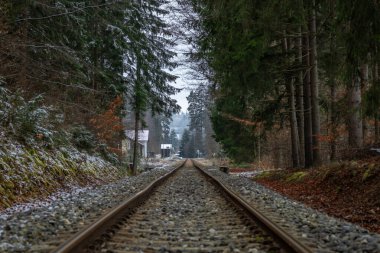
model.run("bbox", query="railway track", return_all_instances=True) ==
[53,159,313,253]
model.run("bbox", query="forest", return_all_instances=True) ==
[1,0,380,249]
[0,1,181,172]
[178,0,380,168]
[1,0,380,168]
[0,0,379,179]
[0,0,380,252]
[0,0,184,209]
[179,0,380,233]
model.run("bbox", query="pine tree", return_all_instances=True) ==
[1,1,181,168]
[169,130,179,152]
[337,0,380,149]
[187,85,209,156]
[180,128,191,157]
[126,0,180,174]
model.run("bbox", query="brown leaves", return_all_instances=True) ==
[255,162,380,234]
[90,96,124,149]
[219,112,262,128]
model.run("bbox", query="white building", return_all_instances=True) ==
[122,130,149,158]
[161,144,172,158]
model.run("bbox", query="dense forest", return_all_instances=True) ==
[0,1,181,173]
[1,0,380,169]
[177,0,380,167]
[0,0,184,207]
[2,1,380,246]
[179,85,220,158]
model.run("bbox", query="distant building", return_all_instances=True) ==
[161,144,172,158]
[122,130,149,159]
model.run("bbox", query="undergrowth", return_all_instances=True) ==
[0,134,124,209]
[0,86,125,209]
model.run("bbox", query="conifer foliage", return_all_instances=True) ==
[181,0,380,166]
[0,0,179,167]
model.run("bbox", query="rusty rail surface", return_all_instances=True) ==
[192,159,313,253]
[52,160,186,253]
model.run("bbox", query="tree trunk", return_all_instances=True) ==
[296,26,305,166]
[375,113,379,144]
[204,113,219,157]
[91,12,99,92]
[375,63,379,143]
[330,84,337,161]
[283,33,300,168]
[274,147,280,168]
[18,8,30,89]
[287,78,301,168]
[360,64,369,144]
[303,34,313,168]
[132,58,142,176]
[348,69,363,148]
[132,110,140,175]
[309,0,321,166]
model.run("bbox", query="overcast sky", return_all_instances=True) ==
[170,46,191,113]
[165,1,194,113]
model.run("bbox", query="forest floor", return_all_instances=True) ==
[231,157,380,234]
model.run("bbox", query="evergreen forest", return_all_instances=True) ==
[180,0,380,168]
[1,0,380,169]
[0,1,180,174]
[1,0,380,245]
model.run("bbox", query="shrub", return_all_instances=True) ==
[97,143,120,165]
[0,86,56,144]
[70,125,96,151]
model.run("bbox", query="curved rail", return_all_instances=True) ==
[52,160,186,253]
[192,159,313,253]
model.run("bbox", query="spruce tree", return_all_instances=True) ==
[126,0,180,174]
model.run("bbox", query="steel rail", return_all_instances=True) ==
[192,159,313,253]
[52,160,186,253]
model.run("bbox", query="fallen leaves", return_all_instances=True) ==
[254,159,380,234]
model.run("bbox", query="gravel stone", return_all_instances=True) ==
[0,163,179,252]
[2,160,379,252]
[205,166,380,253]
[99,163,278,252]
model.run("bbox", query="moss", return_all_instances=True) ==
[1,198,11,208]
[7,194,16,201]
[362,164,377,182]
[0,185,5,194]
[0,158,11,170]
[234,163,251,168]
[349,161,359,169]
[321,166,336,181]
[4,180,15,189]
[34,156,46,168]
[286,171,308,182]
[0,140,122,210]
[255,236,265,243]
[254,171,273,179]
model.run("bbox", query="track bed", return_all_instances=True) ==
[99,161,280,252]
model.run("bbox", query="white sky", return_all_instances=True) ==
[172,80,190,113]
[165,1,194,113]
[170,45,191,112]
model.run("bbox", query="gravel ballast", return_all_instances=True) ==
[100,161,281,252]
[1,160,379,253]
[205,166,380,253]
[0,163,180,252]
